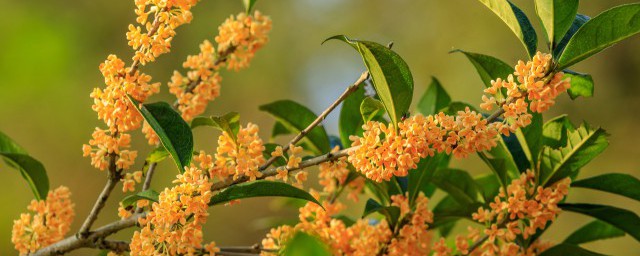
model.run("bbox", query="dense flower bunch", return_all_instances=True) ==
[268,144,309,187]
[207,123,266,181]
[82,128,138,171]
[11,186,75,255]
[317,147,365,201]
[261,191,435,255]
[127,0,200,65]
[129,167,219,255]
[436,171,571,255]
[216,11,272,71]
[348,52,570,182]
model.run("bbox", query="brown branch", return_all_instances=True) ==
[259,70,369,171]
[78,154,121,237]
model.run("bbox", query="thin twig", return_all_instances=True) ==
[78,154,120,237]
[259,70,369,171]
[141,162,157,192]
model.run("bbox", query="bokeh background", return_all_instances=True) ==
[1,0,639,254]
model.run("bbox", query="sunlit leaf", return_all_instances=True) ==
[564,70,594,99]
[339,86,367,147]
[475,0,538,57]
[0,131,48,200]
[360,97,385,122]
[534,0,579,46]
[539,243,605,256]
[560,203,640,242]
[572,173,640,202]
[416,77,451,116]
[121,189,159,208]
[564,220,625,245]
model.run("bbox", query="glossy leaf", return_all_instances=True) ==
[0,153,49,200]
[339,86,367,147]
[452,50,514,89]
[476,0,538,57]
[416,77,451,115]
[431,168,482,205]
[129,96,193,172]
[283,232,331,256]
[572,173,640,202]
[0,131,27,154]
[121,189,159,208]
[360,97,385,122]
[542,115,575,148]
[517,113,543,166]
[362,198,401,227]
[191,112,240,142]
[534,0,579,45]
[564,220,625,245]
[553,14,590,58]
[560,203,640,242]
[325,35,414,128]
[408,153,448,205]
[260,100,330,155]
[272,121,291,138]
[557,4,640,69]
[432,196,482,228]
[540,124,609,186]
[564,70,594,99]
[478,137,520,189]
[539,243,605,256]
[209,180,322,207]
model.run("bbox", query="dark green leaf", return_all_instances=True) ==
[517,113,543,167]
[263,143,287,167]
[408,153,448,205]
[475,173,501,203]
[560,203,640,242]
[325,35,414,128]
[260,100,330,155]
[540,124,609,186]
[452,50,514,88]
[416,77,451,115]
[0,153,49,200]
[478,137,520,189]
[553,14,590,58]
[539,243,606,256]
[360,97,385,122]
[572,173,640,202]
[283,232,332,256]
[432,196,482,228]
[564,70,594,99]
[564,220,625,245]
[332,214,356,227]
[129,96,193,172]
[272,121,291,138]
[534,0,579,46]
[0,131,27,154]
[443,102,479,116]
[242,0,258,14]
[209,180,322,207]
[476,0,538,57]
[121,189,159,208]
[339,86,367,147]
[362,198,401,226]
[431,168,482,205]
[557,4,640,69]
[191,112,240,142]
[542,115,575,148]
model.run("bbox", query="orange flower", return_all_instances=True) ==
[211,123,266,181]
[82,128,137,171]
[216,11,272,71]
[12,186,75,255]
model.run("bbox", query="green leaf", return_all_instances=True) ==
[540,124,609,186]
[272,121,291,139]
[121,189,159,208]
[146,147,169,163]
[572,173,640,202]
[283,232,332,256]
[542,115,575,148]
[476,0,538,57]
[339,86,367,147]
[564,220,625,245]
[443,102,479,116]
[475,173,501,203]
[557,4,640,69]
[408,153,448,205]
[360,97,385,122]
[553,14,589,58]
[539,243,606,256]
[534,0,579,46]
[431,168,482,205]
[209,180,322,207]
[518,113,543,166]
[432,196,482,228]
[260,100,330,155]
[263,143,287,167]
[564,70,594,99]
[0,131,49,200]
[452,50,514,89]
[560,203,640,242]
[0,153,49,200]
[478,137,521,190]
[191,112,240,142]
[325,35,413,128]
[242,0,257,14]
[416,77,451,116]
[332,214,356,227]
[362,198,401,227]
[129,96,193,173]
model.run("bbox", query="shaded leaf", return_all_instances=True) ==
[553,14,590,58]
[572,173,640,202]
[416,77,451,115]
[408,153,448,205]
[191,112,240,142]
[476,0,538,56]
[121,189,159,208]
[557,4,640,69]
[542,115,575,148]
[272,121,291,139]
[431,168,482,205]
[0,153,49,200]
[260,100,330,155]
[209,180,322,207]
[452,50,514,90]
[283,232,332,256]
[129,96,193,172]
[363,198,401,227]
[560,203,640,242]
[539,243,605,256]
[339,86,367,147]
[564,220,625,245]
[360,97,385,122]
[325,35,413,128]
[534,0,579,46]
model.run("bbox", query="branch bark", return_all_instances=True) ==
[78,154,120,237]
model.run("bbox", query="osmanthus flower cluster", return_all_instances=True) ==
[11,187,75,255]
[348,52,570,182]
[129,167,219,255]
[317,147,365,201]
[261,191,435,255]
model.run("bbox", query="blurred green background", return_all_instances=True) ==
[1,0,639,255]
